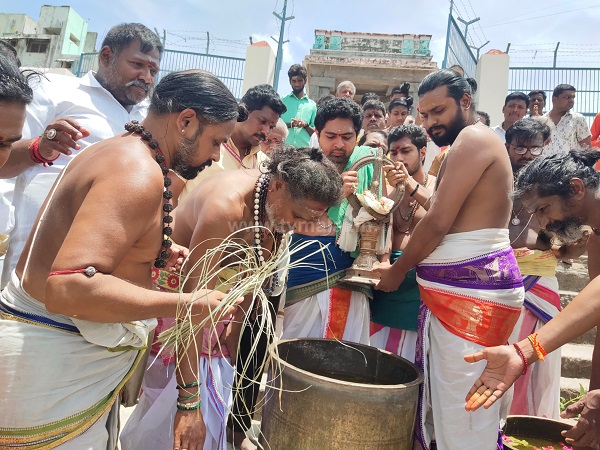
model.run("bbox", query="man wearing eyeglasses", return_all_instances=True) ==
[543,84,591,156]
[506,117,587,420]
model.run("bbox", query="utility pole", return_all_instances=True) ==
[457,16,480,43]
[271,0,294,91]
[553,42,561,68]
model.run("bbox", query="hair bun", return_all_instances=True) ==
[309,147,324,162]
[465,78,478,94]
[405,96,414,109]
[237,103,249,122]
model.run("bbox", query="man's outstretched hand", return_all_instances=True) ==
[464,344,524,411]
[561,389,600,448]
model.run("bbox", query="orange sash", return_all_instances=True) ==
[325,286,352,340]
[419,286,521,347]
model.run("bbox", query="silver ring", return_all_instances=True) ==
[45,128,57,140]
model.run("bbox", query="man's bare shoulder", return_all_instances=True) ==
[179,170,253,223]
[73,137,165,202]
[447,123,506,163]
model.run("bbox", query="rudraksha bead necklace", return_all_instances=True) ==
[124,120,173,269]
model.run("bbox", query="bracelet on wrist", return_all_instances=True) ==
[178,391,200,400]
[177,381,199,389]
[177,400,202,411]
[410,183,420,197]
[527,333,547,361]
[29,136,59,167]
[512,343,528,375]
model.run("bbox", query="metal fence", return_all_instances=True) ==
[442,14,477,78]
[508,67,600,127]
[73,49,245,98]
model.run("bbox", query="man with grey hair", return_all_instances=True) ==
[336,80,356,100]
[0,23,164,287]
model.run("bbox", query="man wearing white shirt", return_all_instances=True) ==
[543,83,592,157]
[0,23,163,286]
[491,91,529,142]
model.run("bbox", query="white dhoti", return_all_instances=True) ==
[369,325,418,363]
[120,354,234,450]
[281,286,370,345]
[0,271,155,449]
[414,229,524,450]
[509,274,561,419]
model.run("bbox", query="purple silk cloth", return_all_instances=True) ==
[416,247,523,290]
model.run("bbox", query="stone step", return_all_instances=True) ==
[561,343,593,379]
[556,261,589,292]
[558,291,597,345]
[560,376,589,403]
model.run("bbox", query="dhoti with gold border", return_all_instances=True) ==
[413,229,524,450]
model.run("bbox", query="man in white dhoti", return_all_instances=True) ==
[377,69,525,450]
[0,71,242,450]
[121,146,343,450]
[281,98,375,345]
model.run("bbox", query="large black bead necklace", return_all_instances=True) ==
[125,120,173,269]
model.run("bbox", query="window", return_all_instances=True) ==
[26,39,49,53]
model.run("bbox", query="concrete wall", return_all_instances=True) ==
[475,52,510,128]
[84,32,97,53]
[242,43,276,95]
[0,14,36,35]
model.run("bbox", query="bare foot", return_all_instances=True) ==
[230,430,257,450]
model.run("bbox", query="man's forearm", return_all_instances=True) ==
[304,125,315,136]
[0,139,37,178]
[45,273,193,322]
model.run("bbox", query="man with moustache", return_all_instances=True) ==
[491,91,529,142]
[370,124,435,362]
[180,84,286,199]
[281,64,316,148]
[465,149,600,449]
[544,84,591,156]
[281,97,376,345]
[505,117,587,419]
[528,90,546,116]
[0,70,241,450]
[376,69,524,450]
[0,23,163,287]
[122,146,342,450]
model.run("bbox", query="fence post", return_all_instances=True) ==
[553,42,560,68]
[442,0,453,69]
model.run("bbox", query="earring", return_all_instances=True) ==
[181,129,185,133]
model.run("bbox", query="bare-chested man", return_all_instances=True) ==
[369,124,435,362]
[0,70,242,450]
[376,69,525,450]
[124,146,343,450]
[505,117,587,419]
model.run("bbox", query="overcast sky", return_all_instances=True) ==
[2,0,600,95]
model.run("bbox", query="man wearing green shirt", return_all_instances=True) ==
[281,64,316,147]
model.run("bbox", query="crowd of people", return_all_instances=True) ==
[0,20,599,450]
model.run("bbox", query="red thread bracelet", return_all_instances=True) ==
[29,136,59,167]
[513,343,528,375]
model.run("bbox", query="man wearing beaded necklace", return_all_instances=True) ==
[0,70,243,450]
[505,117,586,420]
[140,146,340,450]
[0,23,164,288]
[369,124,435,362]
[180,84,286,200]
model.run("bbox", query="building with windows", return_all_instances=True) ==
[0,5,96,71]
[304,30,438,103]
